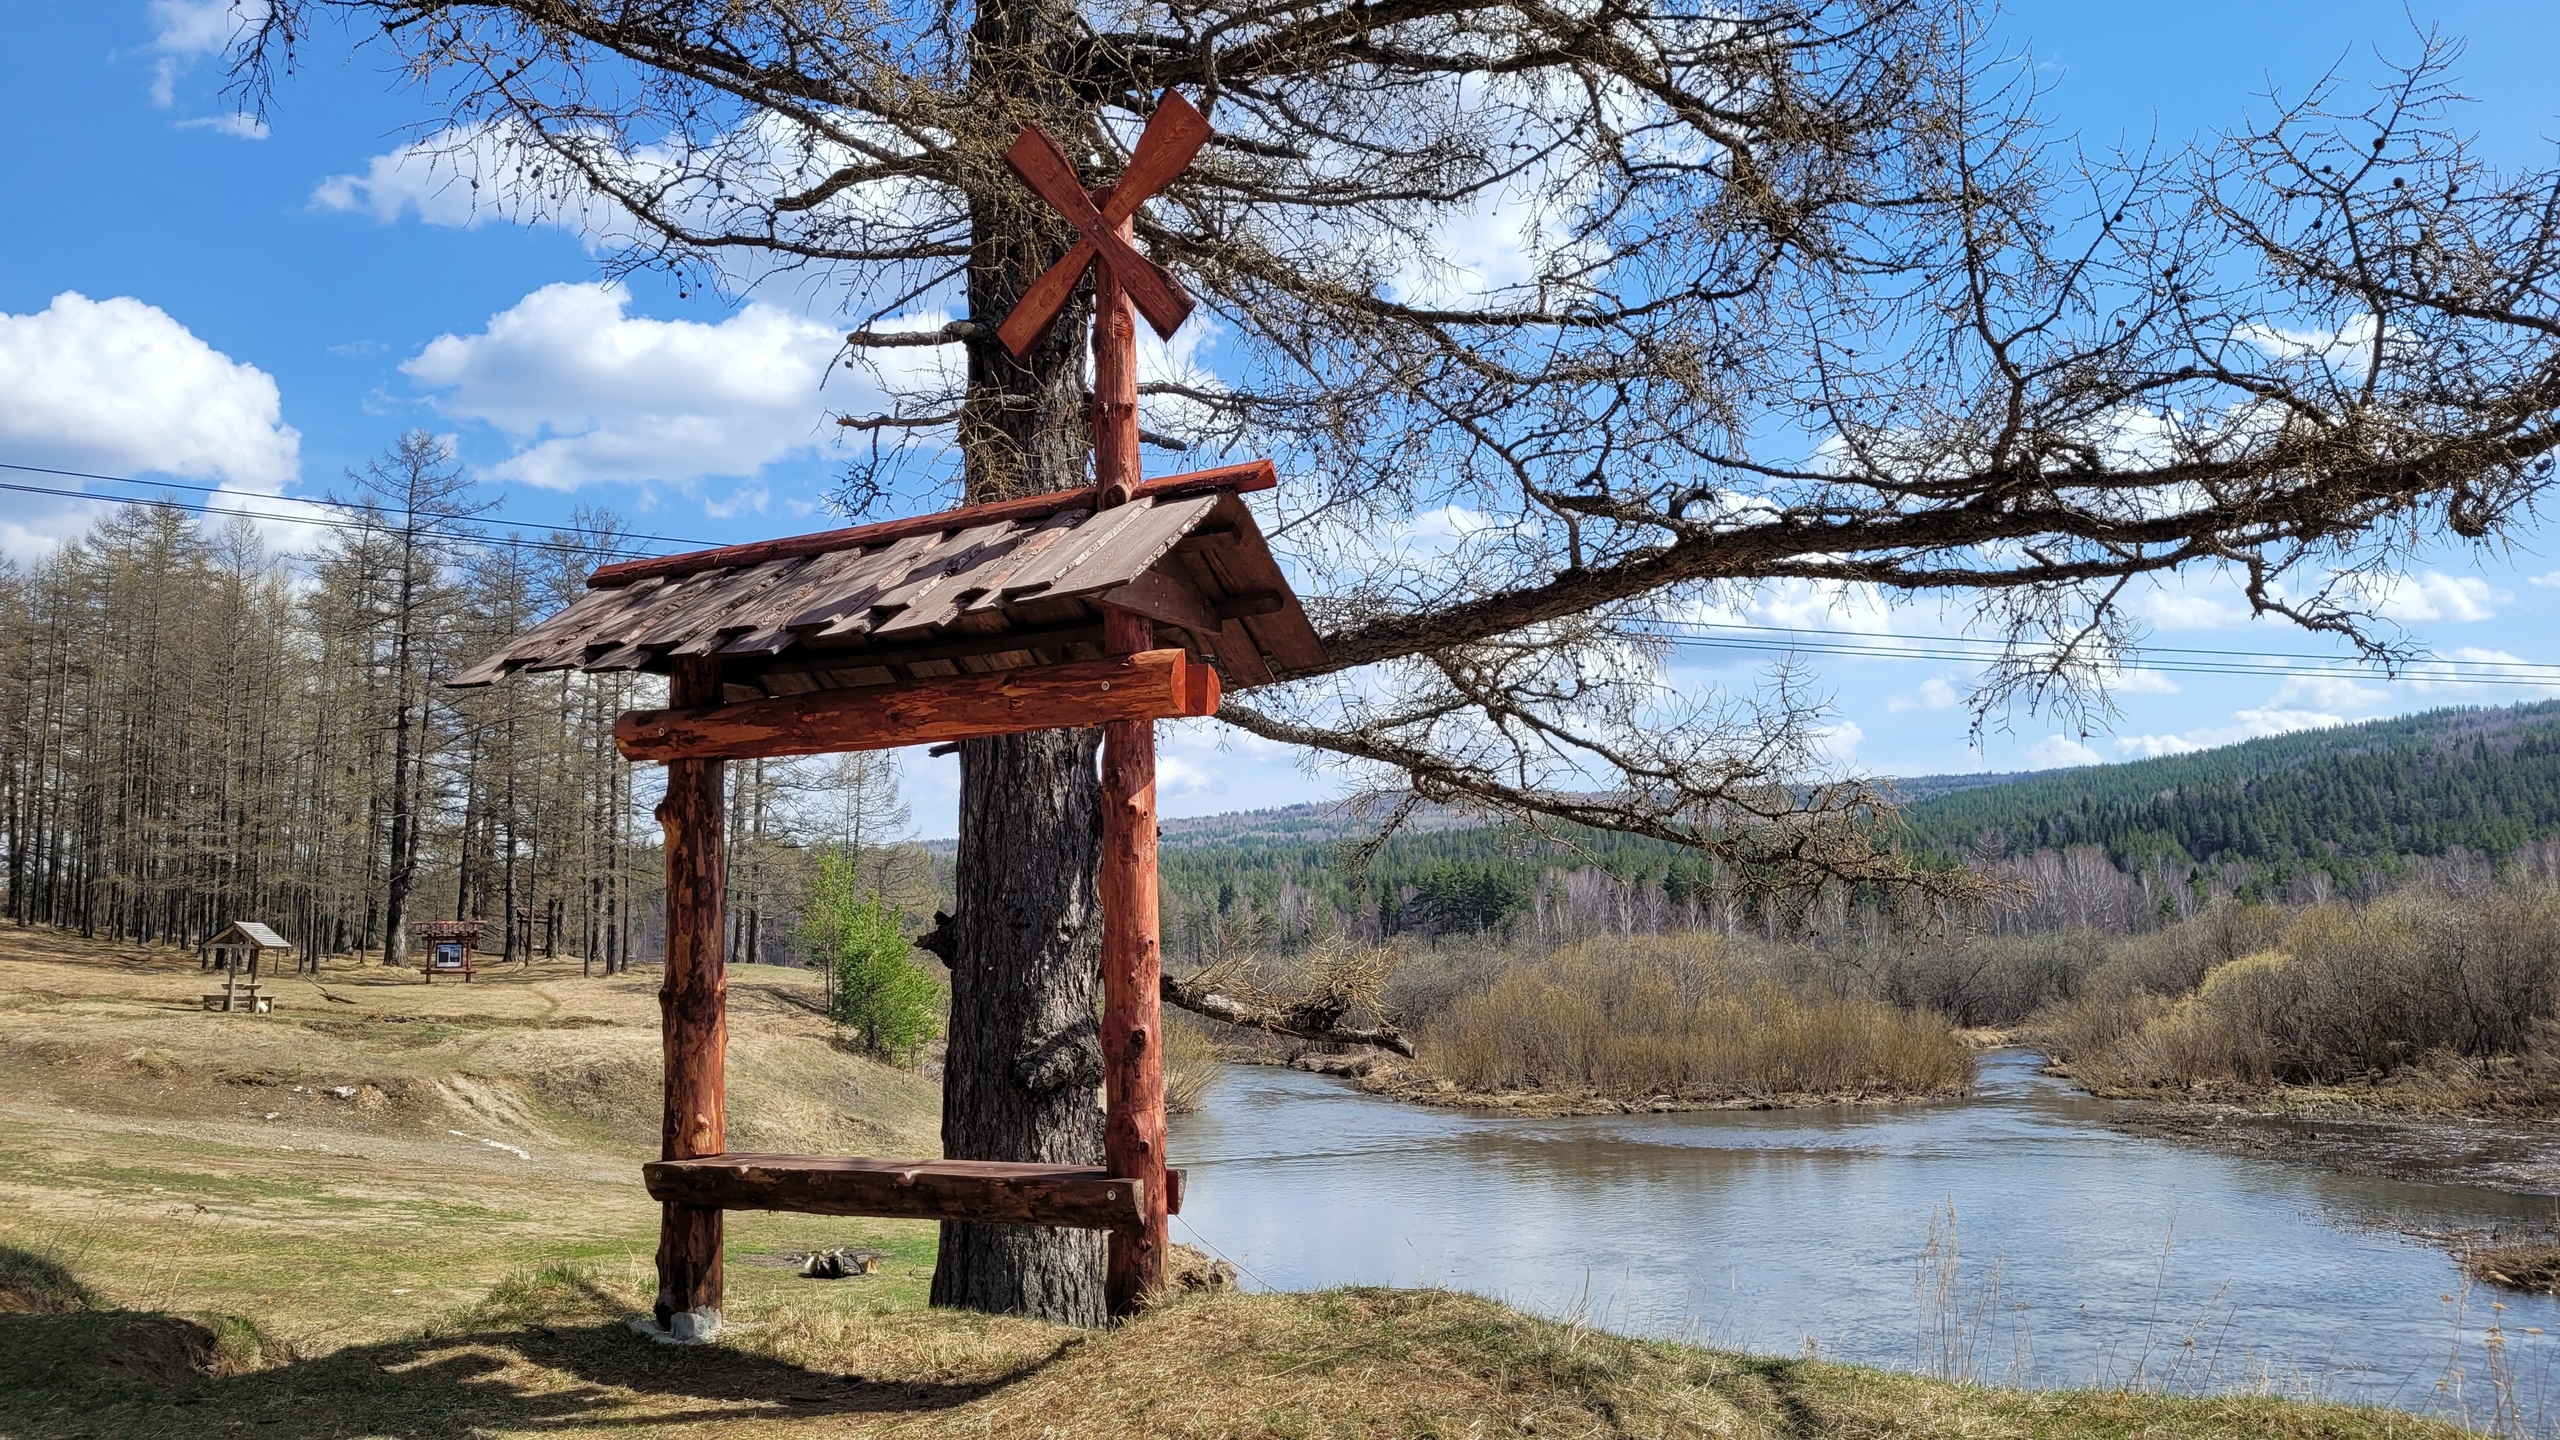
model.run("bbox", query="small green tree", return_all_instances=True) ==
[799,850,944,1064]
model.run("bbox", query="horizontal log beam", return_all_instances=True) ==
[642,1154,1159,1229]
[617,649,1217,762]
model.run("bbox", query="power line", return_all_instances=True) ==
[1647,624,2560,689]
[1655,617,2560,671]
[15,461,2556,688]
[0,463,715,562]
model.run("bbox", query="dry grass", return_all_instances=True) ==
[2460,1238,2560,1295]
[0,1260,2475,1440]
[0,923,2478,1439]
[1160,1015,1222,1115]
[1421,934,1973,1103]
[2027,887,2560,1113]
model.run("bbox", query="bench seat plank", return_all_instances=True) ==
[642,1154,1159,1230]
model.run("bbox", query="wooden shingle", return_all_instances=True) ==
[450,463,1322,699]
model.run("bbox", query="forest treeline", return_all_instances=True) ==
[1161,701,2560,960]
[0,437,930,970]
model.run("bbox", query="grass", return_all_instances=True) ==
[0,923,2484,1438]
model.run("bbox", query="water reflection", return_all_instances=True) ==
[1170,1049,2560,1408]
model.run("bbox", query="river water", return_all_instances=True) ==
[1170,1050,2560,1412]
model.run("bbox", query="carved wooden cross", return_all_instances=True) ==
[997,91,1210,508]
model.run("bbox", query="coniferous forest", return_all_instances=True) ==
[1153,702,2560,957]
[0,437,930,971]
[14,441,2560,975]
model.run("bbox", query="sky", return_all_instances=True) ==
[3,2,2560,838]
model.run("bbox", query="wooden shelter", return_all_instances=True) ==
[199,921,290,1014]
[452,87,1312,1339]
[416,919,489,982]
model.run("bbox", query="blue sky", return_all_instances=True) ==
[4,1,2559,837]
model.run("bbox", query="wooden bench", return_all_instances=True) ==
[642,1155,1183,1231]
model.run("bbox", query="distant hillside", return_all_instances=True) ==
[1154,701,2560,933]
[1902,701,2560,870]
[932,703,2560,948]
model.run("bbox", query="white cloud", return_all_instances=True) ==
[312,123,570,230]
[403,282,934,490]
[2137,585,2254,631]
[147,0,265,108]
[2028,735,2103,768]
[0,291,298,488]
[1812,719,1865,770]
[2368,570,2505,624]
[178,112,268,141]
[2528,570,2560,589]
[2114,704,2347,759]
[2268,674,2388,712]
[1886,675,1959,713]
[1687,578,1898,634]
[2110,667,2182,696]
[2407,647,2560,698]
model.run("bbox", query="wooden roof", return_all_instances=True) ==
[451,463,1323,700]
[207,921,290,950]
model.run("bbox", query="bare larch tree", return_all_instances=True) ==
[236,0,2560,1322]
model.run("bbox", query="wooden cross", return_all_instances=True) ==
[997,90,1210,510]
[992,89,1210,1314]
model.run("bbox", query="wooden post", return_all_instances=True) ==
[654,655,728,1338]
[1099,605,1169,1316]
[1092,219,1143,510]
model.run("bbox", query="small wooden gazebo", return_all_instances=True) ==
[199,921,291,1013]
[453,461,1321,1333]
[453,86,1319,1338]
[416,919,488,982]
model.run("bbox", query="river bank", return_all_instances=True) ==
[1277,1047,1972,1114]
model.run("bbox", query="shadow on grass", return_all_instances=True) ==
[0,1255,1015,1440]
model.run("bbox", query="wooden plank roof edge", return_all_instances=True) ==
[587,459,1277,590]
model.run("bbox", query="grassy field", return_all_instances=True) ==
[0,927,2481,1438]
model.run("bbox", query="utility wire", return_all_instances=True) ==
[1652,617,2560,671]
[0,464,711,562]
[1646,627,2560,688]
[15,458,2557,687]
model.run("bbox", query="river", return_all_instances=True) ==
[1170,1049,2560,1412]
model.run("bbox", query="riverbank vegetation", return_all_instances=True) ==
[2024,881,2560,1112]
[1416,936,1972,1106]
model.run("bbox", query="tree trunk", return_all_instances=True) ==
[931,36,1107,1318]
[932,728,1108,1324]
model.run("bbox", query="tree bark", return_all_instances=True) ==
[929,13,1109,1319]
[932,726,1108,1324]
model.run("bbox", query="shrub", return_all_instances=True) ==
[2027,881,2560,1092]
[1419,934,1971,1100]
[1163,1016,1223,1114]
[799,850,944,1064]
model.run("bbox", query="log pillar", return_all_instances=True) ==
[1093,241,1169,1315]
[1098,601,1170,1316]
[654,655,728,1338]
[1091,219,1143,509]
